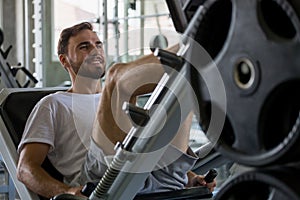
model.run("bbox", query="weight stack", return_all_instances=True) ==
[187,0,300,199]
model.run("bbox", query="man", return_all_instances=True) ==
[17,22,104,198]
[17,22,215,199]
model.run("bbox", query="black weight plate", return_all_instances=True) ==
[190,0,300,166]
[214,165,300,200]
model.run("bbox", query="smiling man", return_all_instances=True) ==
[17,22,104,198]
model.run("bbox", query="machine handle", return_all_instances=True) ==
[204,169,218,183]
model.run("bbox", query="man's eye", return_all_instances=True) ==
[79,45,88,50]
[96,43,103,49]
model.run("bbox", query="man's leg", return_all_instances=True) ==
[85,46,198,190]
[92,53,164,154]
[92,43,193,153]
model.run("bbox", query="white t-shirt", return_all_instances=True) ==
[18,91,101,185]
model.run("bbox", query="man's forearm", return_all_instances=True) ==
[18,165,73,198]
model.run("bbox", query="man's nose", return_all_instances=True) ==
[90,45,101,55]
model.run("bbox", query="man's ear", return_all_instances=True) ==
[59,54,69,71]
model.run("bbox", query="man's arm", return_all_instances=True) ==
[17,143,83,198]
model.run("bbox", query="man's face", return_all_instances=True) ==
[66,29,106,79]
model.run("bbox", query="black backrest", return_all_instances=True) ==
[0,88,66,182]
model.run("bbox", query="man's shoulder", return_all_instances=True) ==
[37,91,71,106]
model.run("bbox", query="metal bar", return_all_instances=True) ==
[8,175,16,200]
[124,0,129,61]
[140,0,145,56]
[102,0,109,72]
[165,0,188,33]
[0,118,39,200]
[108,13,169,23]
[0,56,19,88]
[33,0,43,87]
[113,0,119,62]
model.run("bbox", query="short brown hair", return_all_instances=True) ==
[57,22,93,55]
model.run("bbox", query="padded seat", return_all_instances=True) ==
[0,88,64,182]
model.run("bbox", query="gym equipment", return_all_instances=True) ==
[149,3,168,52]
[0,28,38,88]
[166,0,300,199]
[0,159,16,199]
[53,173,215,200]
[204,168,218,183]
[74,168,217,198]
[53,0,300,199]
[170,0,300,166]
[89,3,222,199]
[214,165,300,200]
[0,87,66,200]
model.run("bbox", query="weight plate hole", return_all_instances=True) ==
[194,0,232,59]
[218,181,271,200]
[258,0,297,41]
[259,81,300,150]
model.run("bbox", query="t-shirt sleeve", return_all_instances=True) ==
[17,99,56,154]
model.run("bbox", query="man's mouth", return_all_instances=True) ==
[88,56,104,65]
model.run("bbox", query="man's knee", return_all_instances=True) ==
[105,63,126,92]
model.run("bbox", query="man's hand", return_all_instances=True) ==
[186,171,217,192]
[66,186,85,197]
[51,186,86,199]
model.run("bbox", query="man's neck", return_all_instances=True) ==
[69,77,102,94]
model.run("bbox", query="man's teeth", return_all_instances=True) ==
[91,58,102,64]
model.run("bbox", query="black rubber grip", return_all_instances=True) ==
[81,182,98,197]
[204,169,218,183]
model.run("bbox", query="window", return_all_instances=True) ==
[45,0,180,86]
[53,0,179,63]
[53,0,101,60]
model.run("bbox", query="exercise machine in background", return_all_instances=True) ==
[0,27,39,199]
[0,28,38,89]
